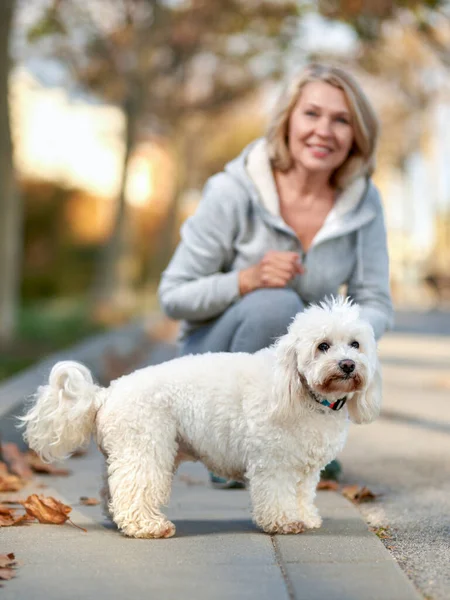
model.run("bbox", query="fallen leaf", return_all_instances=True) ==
[0,554,17,580]
[0,554,16,568]
[20,494,72,525]
[0,510,33,527]
[0,473,26,493]
[317,480,339,491]
[0,568,16,580]
[341,484,377,504]
[19,495,87,532]
[79,497,100,506]
[1,443,33,479]
[25,451,70,476]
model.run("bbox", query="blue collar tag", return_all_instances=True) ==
[316,397,347,411]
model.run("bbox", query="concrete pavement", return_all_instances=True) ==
[0,319,426,600]
[1,456,421,600]
[341,330,450,600]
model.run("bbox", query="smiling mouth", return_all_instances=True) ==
[307,145,333,157]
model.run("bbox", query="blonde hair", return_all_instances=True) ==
[266,63,379,189]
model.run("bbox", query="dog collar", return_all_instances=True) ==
[314,395,347,411]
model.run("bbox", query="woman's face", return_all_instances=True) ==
[287,81,355,178]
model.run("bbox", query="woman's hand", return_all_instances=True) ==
[238,251,305,295]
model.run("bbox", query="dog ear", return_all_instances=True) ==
[347,358,382,424]
[271,333,306,422]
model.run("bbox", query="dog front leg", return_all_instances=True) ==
[249,470,306,535]
[297,470,322,529]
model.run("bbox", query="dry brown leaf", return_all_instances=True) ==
[0,509,33,527]
[20,494,72,525]
[0,567,16,580]
[79,496,100,506]
[341,484,360,500]
[341,484,377,504]
[0,473,26,493]
[1,443,33,479]
[317,480,340,491]
[25,451,70,476]
[0,553,17,580]
[0,461,27,491]
[0,554,16,568]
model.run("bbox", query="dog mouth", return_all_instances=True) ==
[335,373,355,381]
[318,372,363,394]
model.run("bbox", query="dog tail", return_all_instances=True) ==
[20,361,105,462]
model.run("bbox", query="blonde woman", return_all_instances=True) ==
[158,63,393,487]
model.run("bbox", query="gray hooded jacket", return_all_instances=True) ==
[158,139,393,340]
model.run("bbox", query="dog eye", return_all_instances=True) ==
[350,341,360,349]
[318,342,330,352]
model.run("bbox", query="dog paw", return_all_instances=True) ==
[121,520,176,539]
[266,520,306,535]
[302,515,322,529]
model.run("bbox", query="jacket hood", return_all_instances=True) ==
[223,138,378,246]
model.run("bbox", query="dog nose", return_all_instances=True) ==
[339,359,355,374]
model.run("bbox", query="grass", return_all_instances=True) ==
[18,299,103,345]
[0,298,106,382]
[0,355,37,381]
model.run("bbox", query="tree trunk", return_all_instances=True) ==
[154,132,189,276]
[90,93,138,320]
[0,0,20,343]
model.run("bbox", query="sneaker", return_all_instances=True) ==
[209,472,246,489]
[320,459,342,481]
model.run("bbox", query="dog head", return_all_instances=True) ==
[271,297,381,424]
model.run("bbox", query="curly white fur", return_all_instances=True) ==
[21,297,381,539]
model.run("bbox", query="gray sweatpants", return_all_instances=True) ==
[179,288,305,356]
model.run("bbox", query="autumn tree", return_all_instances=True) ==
[0,0,20,343]
[311,0,450,289]
[317,0,448,42]
[309,0,450,170]
[27,0,298,318]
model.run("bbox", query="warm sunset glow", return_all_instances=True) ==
[125,152,154,207]
[11,67,127,200]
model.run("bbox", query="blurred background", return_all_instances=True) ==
[1,0,450,380]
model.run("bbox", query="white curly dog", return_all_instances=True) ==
[22,297,381,539]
